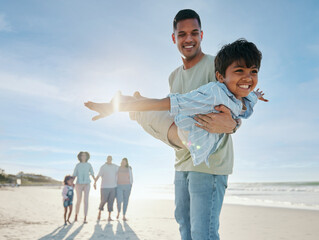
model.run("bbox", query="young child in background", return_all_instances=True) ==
[62,175,74,225]
[85,39,268,166]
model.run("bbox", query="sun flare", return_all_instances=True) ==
[112,91,121,112]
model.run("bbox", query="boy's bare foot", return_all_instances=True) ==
[67,220,71,224]
[108,217,113,221]
[74,214,78,222]
[97,212,101,221]
[83,216,88,224]
[123,216,128,221]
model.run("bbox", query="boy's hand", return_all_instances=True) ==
[84,101,114,121]
[254,88,269,102]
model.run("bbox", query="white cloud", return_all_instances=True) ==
[0,72,70,102]
[0,14,11,32]
[9,145,123,157]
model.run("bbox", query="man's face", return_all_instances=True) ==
[107,156,112,164]
[172,18,203,60]
[217,60,259,99]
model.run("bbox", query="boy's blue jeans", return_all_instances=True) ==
[174,171,228,240]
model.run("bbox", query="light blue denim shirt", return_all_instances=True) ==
[73,162,94,184]
[169,81,258,166]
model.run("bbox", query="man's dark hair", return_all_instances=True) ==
[215,39,262,78]
[173,9,201,31]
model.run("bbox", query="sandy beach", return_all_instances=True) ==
[0,186,318,240]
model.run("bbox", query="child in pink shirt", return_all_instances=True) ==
[62,175,74,225]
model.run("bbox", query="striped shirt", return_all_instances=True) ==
[169,81,258,166]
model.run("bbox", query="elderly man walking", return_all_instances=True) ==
[94,155,119,221]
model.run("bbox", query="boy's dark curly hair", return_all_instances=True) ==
[215,38,262,79]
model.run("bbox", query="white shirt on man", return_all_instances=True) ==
[97,163,119,188]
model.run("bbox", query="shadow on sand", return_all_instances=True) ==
[39,223,83,240]
[39,221,139,239]
[89,220,140,240]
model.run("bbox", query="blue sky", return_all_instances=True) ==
[0,0,319,184]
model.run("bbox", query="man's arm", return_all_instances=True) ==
[89,165,95,181]
[93,175,99,190]
[194,105,238,134]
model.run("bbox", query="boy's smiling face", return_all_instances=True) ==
[216,59,258,99]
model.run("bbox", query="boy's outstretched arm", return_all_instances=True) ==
[85,92,171,121]
[118,96,170,112]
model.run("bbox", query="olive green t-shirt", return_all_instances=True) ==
[169,54,234,175]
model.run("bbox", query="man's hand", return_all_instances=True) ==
[194,105,237,134]
[84,102,114,121]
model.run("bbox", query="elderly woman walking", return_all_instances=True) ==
[72,151,95,223]
[116,158,133,221]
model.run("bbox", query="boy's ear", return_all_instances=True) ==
[215,72,224,83]
[172,33,176,44]
[200,30,203,40]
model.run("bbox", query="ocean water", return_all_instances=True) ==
[130,182,319,211]
[225,182,319,210]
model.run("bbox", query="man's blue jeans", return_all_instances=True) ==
[174,171,228,240]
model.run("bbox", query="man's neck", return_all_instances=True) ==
[182,51,205,70]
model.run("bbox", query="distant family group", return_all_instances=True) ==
[83,9,268,240]
[62,151,133,225]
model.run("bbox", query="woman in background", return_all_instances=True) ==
[116,158,133,221]
[72,151,95,223]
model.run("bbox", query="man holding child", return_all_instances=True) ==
[130,9,236,240]
[85,9,267,240]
